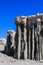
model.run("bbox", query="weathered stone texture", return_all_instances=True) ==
[5,13,43,61]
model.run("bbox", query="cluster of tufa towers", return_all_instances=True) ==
[5,13,43,61]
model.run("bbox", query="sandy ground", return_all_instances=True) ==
[0,60,43,65]
[0,44,43,65]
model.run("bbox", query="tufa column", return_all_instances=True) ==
[20,16,27,59]
[32,24,34,60]
[15,17,21,59]
[36,17,41,61]
[27,16,31,59]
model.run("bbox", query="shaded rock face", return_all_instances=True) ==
[15,14,43,61]
[5,30,16,57]
[40,28,43,37]
[5,14,43,61]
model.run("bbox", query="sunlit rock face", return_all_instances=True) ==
[4,13,43,61]
[15,13,43,61]
[0,38,6,45]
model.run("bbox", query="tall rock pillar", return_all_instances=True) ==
[23,17,27,60]
[27,16,31,59]
[20,16,27,59]
[15,17,21,59]
[18,25,21,59]
[36,16,41,61]
[31,16,36,60]
[32,24,34,60]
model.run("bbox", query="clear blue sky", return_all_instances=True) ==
[0,0,43,38]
